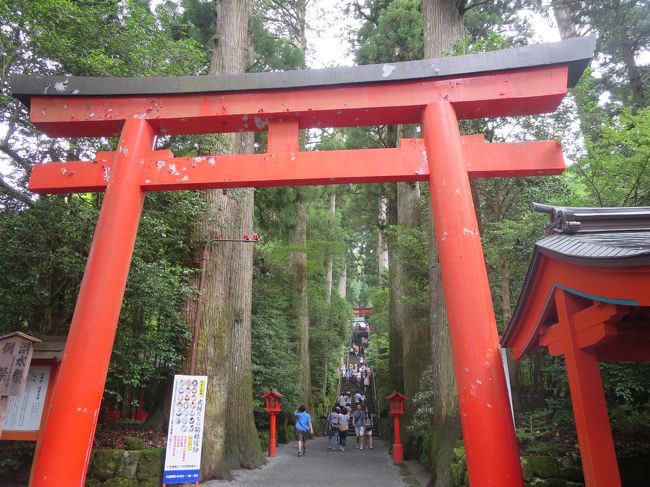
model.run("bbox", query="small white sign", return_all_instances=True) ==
[163,374,208,484]
[4,366,51,431]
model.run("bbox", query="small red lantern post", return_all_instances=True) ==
[261,390,283,457]
[386,391,408,464]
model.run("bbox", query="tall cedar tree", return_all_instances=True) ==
[185,0,265,478]
[422,1,464,485]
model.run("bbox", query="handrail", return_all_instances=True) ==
[371,361,380,435]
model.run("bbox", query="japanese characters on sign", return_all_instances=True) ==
[0,333,39,398]
[4,366,51,431]
[163,375,208,484]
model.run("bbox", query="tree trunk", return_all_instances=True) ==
[387,188,404,392]
[422,1,464,484]
[422,0,464,59]
[499,258,522,410]
[552,0,602,146]
[378,195,389,282]
[183,0,264,479]
[291,188,312,409]
[337,261,347,298]
[551,0,578,38]
[326,193,336,303]
[611,0,647,108]
[396,127,430,426]
[288,0,312,411]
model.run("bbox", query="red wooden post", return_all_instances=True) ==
[554,289,621,487]
[31,119,155,486]
[392,415,403,464]
[421,101,524,486]
[269,413,277,457]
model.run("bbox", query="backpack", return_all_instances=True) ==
[338,416,349,432]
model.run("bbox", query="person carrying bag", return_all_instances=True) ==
[327,406,340,450]
[338,406,350,451]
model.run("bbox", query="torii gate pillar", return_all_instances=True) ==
[30,119,156,485]
[423,101,522,484]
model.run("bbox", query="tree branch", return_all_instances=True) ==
[353,1,377,25]
[0,175,33,206]
[0,143,31,171]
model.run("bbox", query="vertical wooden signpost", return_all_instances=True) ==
[10,37,595,486]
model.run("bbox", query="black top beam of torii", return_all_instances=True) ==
[11,36,596,105]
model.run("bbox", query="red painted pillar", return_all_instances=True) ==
[421,101,524,486]
[31,119,155,486]
[555,290,621,487]
[269,413,277,457]
[392,415,403,464]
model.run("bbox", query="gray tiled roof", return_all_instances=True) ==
[532,203,650,267]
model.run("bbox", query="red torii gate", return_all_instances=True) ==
[11,37,595,486]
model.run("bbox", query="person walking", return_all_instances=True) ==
[364,407,374,449]
[339,391,348,408]
[354,391,364,404]
[294,404,313,457]
[352,404,366,450]
[363,370,371,392]
[338,406,350,451]
[327,406,340,450]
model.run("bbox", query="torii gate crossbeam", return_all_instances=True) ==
[10,36,595,487]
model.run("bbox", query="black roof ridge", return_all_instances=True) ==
[532,202,650,235]
[10,36,596,106]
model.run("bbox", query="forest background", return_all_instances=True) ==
[0,0,649,484]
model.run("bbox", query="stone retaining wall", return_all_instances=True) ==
[85,447,164,487]
[450,441,648,487]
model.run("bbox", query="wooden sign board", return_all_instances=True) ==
[0,332,40,397]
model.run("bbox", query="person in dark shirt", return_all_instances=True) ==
[352,404,366,450]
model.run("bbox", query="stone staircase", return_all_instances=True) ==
[338,326,380,435]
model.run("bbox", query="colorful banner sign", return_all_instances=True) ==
[163,374,208,484]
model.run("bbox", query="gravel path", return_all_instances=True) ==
[202,436,405,487]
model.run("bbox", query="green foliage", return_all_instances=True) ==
[573,107,650,206]
[602,362,650,405]
[24,0,207,77]
[355,0,423,64]
[251,245,301,411]
[250,240,351,415]
[610,404,650,439]
[516,409,562,456]
[250,15,305,72]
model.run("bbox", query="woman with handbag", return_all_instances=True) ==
[337,406,350,451]
[327,406,341,450]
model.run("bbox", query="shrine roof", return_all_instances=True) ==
[532,203,650,267]
[10,36,595,106]
[501,204,650,355]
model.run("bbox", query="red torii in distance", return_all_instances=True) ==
[11,37,595,486]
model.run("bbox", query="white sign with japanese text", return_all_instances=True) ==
[163,375,208,484]
[4,366,51,431]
